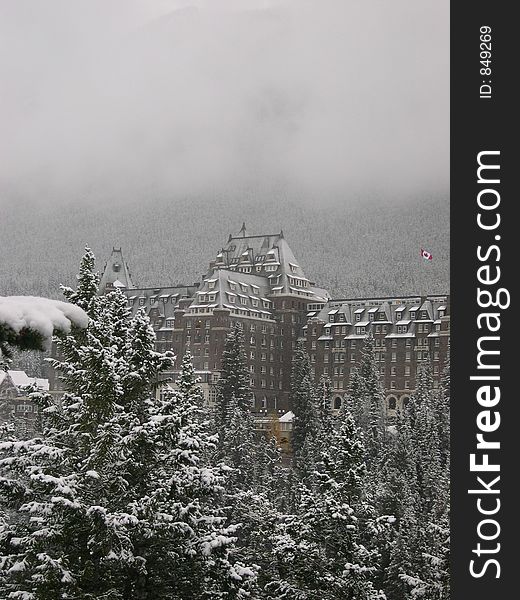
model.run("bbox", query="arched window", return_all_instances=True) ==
[387,396,397,410]
[401,396,410,409]
[333,396,342,410]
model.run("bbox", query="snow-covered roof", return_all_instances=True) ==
[8,370,49,391]
[279,411,295,423]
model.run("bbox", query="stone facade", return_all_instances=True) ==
[93,228,450,417]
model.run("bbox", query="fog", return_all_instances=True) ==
[0,0,449,206]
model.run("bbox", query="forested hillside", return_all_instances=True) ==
[0,194,449,300]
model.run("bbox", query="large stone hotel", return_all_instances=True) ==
[95,226,450,417]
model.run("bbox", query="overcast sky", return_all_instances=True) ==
[0,0,449,205]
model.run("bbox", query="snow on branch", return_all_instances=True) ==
[0,296,89,351]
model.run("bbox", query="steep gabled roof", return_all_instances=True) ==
[99,248,136,293]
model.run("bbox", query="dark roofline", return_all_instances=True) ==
[123,284,198,292]
[328,293,450,303]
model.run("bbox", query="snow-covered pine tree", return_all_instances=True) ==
[214,324,250,433]
[289,342,319,462]
[378,364,450,600]
[265,409,383,600]
[346,334,387,467]
[60,246,99,317]
[0,248,255,600]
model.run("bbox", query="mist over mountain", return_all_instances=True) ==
[0,193,449,301]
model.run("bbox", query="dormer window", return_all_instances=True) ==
[355,314,361,322]
[113,262,121,272]
[410,311,416,320]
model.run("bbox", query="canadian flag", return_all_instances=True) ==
[420,248,433,261]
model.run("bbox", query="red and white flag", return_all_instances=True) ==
[420,248,433,261]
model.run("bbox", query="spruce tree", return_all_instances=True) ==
[214,324,250,433]
[346,334,386,467]
[0,249,255,600]
[266,410,383,600]
[289,342,319,461]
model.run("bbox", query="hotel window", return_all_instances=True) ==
[376,325,381,333]
[434,351,440,361]
[250,351,256,360]
[405,366,411,376]
[391,366,397,376]
[406,338,412,346]
[405,351,411,361]
[261,366,266,374]
[391,352,397,362]
[435,338,440,346]
[250,336,256,345]
[391,339,397,348]
[250,365,255,373]
[405,381,410,389]
[390,381,396,389]
[311,341,316,349]
[350,354,355,363]
[324,354,329,363]
[139,298,146,306]
[324,341,330,349]
[250,378,255,387]
[261,353,267,361]
[324,367,329,375]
